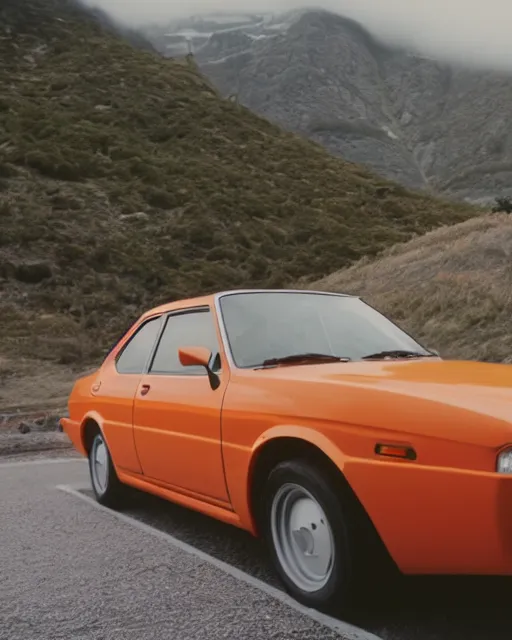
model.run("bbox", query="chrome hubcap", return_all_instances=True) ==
[270,483,334,592]
[91,435,109,494]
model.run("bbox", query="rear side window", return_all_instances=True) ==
[116,316,162,374]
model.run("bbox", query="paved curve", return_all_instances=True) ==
[2,458,512,640]
[0,458,374,640]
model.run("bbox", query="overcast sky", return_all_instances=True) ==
[82,0,512,71]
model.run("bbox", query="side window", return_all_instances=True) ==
[116,316,162,374]
[150,309,220,375]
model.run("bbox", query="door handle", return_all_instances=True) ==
[140,384,151,396]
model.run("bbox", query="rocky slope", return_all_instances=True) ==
[0,0,477,373]
[146,9,512,203]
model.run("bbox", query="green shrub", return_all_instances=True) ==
[492,196,512,213]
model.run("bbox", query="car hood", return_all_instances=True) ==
[256,358,512,445]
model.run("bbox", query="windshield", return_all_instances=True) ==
[219,291,430,368]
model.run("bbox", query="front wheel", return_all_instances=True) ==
[88,432,127,508]
[263,459,367,613]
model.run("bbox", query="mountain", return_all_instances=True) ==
[310,213,512,363]
[145,9,512,204]
[0,0,476,375]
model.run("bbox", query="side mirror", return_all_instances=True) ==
[179,346,211,368]
[178,346,221,390]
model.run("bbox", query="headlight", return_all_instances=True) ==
[497,448,512,473]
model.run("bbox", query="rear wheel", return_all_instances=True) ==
[262,459,373,613]
[88,432,126,508]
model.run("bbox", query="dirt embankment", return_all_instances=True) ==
[0,408,73,458]
[311,213,512,363]
[0,356,79,457]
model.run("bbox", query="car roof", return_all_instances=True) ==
[141,289,355,320]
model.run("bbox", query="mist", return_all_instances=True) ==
[82,0,512,71]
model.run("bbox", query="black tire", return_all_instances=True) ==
[262,459,376,614]
[88,431,127,509]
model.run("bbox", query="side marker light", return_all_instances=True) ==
[375,444,417,461]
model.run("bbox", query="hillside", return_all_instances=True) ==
[310,213,512,363]
[0,0,477,381]
[149,9,512,203]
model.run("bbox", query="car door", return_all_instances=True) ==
[94,314,163,474]
[132,306,230,504]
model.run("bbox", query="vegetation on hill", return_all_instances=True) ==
[493,196,512,213]
[0,0,478,368]
[310,213,512,363]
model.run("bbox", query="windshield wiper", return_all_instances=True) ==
[362,349,437,361]
[257,353,352,369]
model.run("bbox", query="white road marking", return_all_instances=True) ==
[57,484,382,640]
[0,457,86,468]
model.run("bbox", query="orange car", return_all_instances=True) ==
[62,289,512,611]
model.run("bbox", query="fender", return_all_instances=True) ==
[80,410,107,451]
[250,424,350,473]
[231,424,351,533]
[79,410,134,478]
[246,424,397,557]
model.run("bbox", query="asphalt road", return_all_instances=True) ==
[2,457,512,640]
[0,458,373,640]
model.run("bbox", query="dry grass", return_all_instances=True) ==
[309,213,512,362]
[0,355,93,411]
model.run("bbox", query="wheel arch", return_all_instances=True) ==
[247,428,396,571]
[248,428,348,534]
[80,412,106,454]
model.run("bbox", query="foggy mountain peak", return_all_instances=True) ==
[81,0,512,73]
